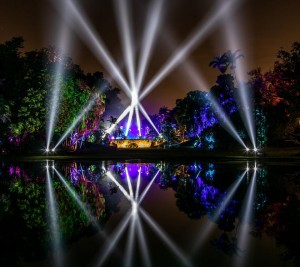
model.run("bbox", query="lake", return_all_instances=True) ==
[0,159,299,267]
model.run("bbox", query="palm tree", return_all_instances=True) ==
[209,53,230,73]
[209,50,244,74]
[107,116,117,127]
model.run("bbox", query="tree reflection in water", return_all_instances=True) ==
[0,161,299,266]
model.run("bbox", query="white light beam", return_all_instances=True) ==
[140,0,238,101]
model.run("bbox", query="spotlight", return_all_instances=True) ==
[45,148,50,153]
[253,163,258,172]
[46,164,49,169]
[245,147,250,152]
[51,148,55,152]
[253,147,258,152]
[132,201,138,215]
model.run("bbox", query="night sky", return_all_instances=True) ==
[1,0,300,114]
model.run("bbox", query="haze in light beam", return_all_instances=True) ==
[53,95,97,149]
[62,0,131,98]
[140,0,239,101]
[207,93,247,148]
[136,0,164,91]
[113,0,136,90]
[46,20,70,150]
[222,12,256,147]
[46,163,63,267]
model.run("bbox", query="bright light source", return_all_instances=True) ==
[253,147,258,152]
[131,201,138,215]
[246,147,250,152]
[132,91,138,106]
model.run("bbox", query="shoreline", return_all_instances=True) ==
[1,147,300,162]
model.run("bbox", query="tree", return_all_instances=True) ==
[250,42,300,145]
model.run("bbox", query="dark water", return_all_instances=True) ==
[0,159,299,267]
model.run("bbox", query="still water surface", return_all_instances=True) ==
[0,160,299,267]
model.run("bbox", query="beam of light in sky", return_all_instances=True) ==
[234,166,257,267]
[207,93,247,149]
[138,170,160,205]
[46,19,70,150]
[53,94,97,150]
[113,0,136,91]
[140,0,239,101]
[135,105,142,137]
[162,30,210,91]
[106,105,131,135]
[140,209,192,267]
[45,162,63,267]
[54,167,100,229]
[136,0,164,91]
[138,103,159,134]
[222,12,256,148]
[62,0,132,98]
[191,168,247,255]
[125,106,134,136]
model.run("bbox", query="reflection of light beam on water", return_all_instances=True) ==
[191,169,247,255]
[140,0,239,101]
[125,214,136,267]
[107,171,132,201]
[46,162,63,267]
[125,167,134,199]
[135,167,141,201]
[136,215,151,267]
[213,170,248,221]
[234,166,257,267]
[107,166,189,266]
[138,170,160,205]
[96,212,132,267]
[53,168,100,229]
[140,208,191,267]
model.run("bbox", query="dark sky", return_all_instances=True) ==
[1,0,300,114]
